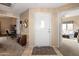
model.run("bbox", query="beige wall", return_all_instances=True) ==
[20,9,29,35]
[20,9,29,45]
[0,17,16,34]
[55,3,79,13]
[0,4,17,34]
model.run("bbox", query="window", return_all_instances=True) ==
[40,20,45,29]
[67,23,73,31]
[62,22,74,34]
[62,24,66,30]
[62,24,66,34]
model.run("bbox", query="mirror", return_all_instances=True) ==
[23,19,28,28]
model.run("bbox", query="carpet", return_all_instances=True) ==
[32,46,57,55]
[0,38,25,56]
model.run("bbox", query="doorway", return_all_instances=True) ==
[58,8,79,56]
[34,12,51,47]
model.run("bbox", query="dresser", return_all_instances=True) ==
[19,35,27,46]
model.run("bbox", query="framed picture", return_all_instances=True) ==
[23,19,28,28]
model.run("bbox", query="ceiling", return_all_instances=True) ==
[63,8,79,18]
[11,3,66,15]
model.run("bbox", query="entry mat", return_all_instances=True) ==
[32,46,57,55]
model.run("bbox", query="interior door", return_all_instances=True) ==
[34,13,51,47]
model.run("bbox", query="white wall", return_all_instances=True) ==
[16,17,21,35]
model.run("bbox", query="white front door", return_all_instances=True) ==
[34,13,51,47]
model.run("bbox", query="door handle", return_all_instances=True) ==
[48,30,51,32]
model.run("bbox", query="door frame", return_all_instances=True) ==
[33,12,52,47]
[58,7,79,47]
